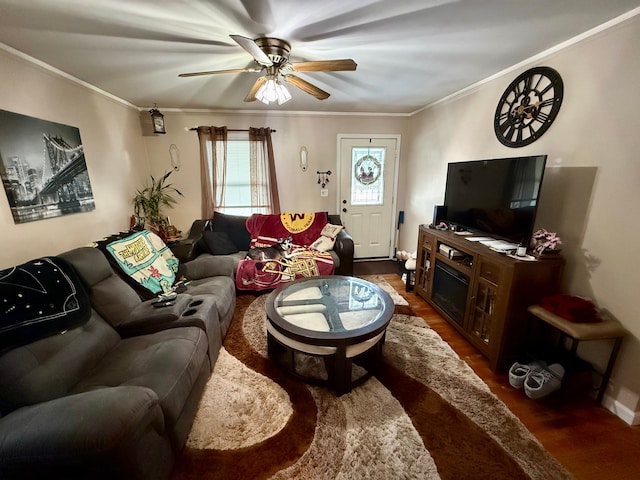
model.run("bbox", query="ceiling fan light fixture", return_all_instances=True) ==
[276,79,292,105]
[179,35,355,104]
[256,75,291,105]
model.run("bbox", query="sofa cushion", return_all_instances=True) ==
[210,212,251,251]
[59,247,142,328]
[0,314,120,413]
[197,231,239,255]
[0,257,91,353]
[71,326,209,430]
[106,230,179,295]
[0,385,175,480]
[184,276,236,337]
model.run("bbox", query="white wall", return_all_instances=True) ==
[0,49,148,269]
[141,112,408,234]
[401,16,640,423]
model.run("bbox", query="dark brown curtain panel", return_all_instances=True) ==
[196,126,227,218]
[249,127,280,214]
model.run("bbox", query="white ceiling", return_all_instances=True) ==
[1,0,638,114]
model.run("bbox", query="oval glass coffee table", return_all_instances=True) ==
[265,275,394,396]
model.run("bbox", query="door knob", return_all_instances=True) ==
[342,208,347,213]
[342,199,347,204]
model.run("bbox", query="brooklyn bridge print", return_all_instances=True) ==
[0,109,95,224]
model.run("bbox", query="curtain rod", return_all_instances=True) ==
[189,127,276,132]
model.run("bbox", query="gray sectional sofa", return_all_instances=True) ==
[0,214,354,479]
[0,245,236,480]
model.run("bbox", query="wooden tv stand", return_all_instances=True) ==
[414,225,564,372]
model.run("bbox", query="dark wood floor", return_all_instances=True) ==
[353,259,402,276]
[377,271,640,480]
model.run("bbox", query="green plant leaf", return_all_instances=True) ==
[131,170,182,229]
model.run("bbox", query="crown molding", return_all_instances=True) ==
[411,7,640,116]
[0,42,138,110]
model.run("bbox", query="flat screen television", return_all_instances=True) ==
[442,155,547,243]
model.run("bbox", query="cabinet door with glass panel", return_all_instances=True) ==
[468,260,503,354]
[415,229,433,298]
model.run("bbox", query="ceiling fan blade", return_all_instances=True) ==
[179,67,260,78]
[230,34,273,66]
[283,75,330,100]
[290,59,357,72]
[244,76,267,102]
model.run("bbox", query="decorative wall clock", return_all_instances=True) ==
[493,66,563,147]
[149,104,166,135]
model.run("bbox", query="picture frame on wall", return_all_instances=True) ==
[0,109,95,224]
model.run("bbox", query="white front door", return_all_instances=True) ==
[338,136,399,259]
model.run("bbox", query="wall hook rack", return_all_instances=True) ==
[317,170,332,188]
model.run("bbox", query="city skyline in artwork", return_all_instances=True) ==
[0,109,95,224]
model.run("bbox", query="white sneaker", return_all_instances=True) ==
[508,360,546,389]
[524,363,565,399]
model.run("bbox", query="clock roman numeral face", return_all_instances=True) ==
[493,67,564,147]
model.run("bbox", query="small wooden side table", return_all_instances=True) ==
[527,304,626,404]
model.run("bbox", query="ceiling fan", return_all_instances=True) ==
[179,35,357,104]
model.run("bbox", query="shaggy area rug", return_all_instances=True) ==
[171,278,571,480]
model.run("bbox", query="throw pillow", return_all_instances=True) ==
[310,235,335,252]
[310,223,344,252]
[106,230,179,295]
[200,231,239,255]
[320,223,344,238]
[211,212,251,251]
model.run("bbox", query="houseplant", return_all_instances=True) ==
[132,170,183,240]
[531,229,562,255]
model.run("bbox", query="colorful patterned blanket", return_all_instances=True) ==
[236,212,335,291]
[246,212,328,247]
[105,230,179,296]
[93,230,181,300]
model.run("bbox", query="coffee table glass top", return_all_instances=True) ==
[271,276,392,333]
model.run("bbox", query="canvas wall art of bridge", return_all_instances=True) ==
[0,109,95,224]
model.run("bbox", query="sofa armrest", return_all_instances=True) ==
[168,238,196,263]
[126,294,193,324]
[167,219,209,262]
[114,294,196,337]
[181,253,236,279]
[333,228,354,276]
[0,387,169,478]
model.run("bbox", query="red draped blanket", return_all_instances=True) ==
[235,212,335,291]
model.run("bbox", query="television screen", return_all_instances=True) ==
[443,155,547,243]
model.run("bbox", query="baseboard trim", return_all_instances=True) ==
[602,394,640,425]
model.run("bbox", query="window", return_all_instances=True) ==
[208,133,257,216]
[197,127,279,218]
[350,147,385,206]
